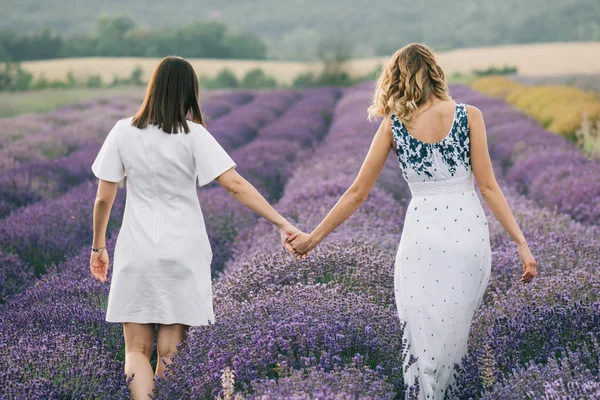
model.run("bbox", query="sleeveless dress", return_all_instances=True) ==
[391,103,491,399]
[91,118,236,326]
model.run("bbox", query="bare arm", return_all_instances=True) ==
[215,167,298,247]
[93,180,118,248]
[468,105,536,283]
[469,106,525,244]
[289,118,394,253]
[90,179,119,282]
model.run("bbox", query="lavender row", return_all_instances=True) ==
[0,98,140,172]
[190,88,334,275]
[153,284,408,399]
[208,90,298,152]
[0,237,122,350]
[484,182,600,293]
[249,359,397,399]
[201,87,340,274]
[0,93,254,219]
[449,177,600,397]
[0,181,126,301]
[1,246,397,399]
[0,146,99,219]
[0,92,252,172]
[450,84,600,225]
[1,331,130,399]
[453,267,600,398]
[202,91,253,121]
[480,343,600,399]
[232,87,340,200]
[0,236,130,398]
[0,251,32,303]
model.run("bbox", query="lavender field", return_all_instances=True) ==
[0,84,599,399]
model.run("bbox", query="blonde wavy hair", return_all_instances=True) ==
[368,43,451,126]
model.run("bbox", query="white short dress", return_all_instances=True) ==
[92,118,236,326]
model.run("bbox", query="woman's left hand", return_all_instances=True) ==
[90,249,110,282]
[517,242,537,284]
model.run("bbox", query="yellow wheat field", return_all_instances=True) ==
[20,42,600,85]
[472,76,600,137]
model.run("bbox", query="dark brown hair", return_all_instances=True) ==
[132,56,205,134]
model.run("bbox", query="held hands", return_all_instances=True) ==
[90,248,110,282]
[286,231,317,258]
[518,242,537,283]
[279,222,318,258]
[280,223,301,254]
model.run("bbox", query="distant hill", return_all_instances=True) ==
[2,0,600,59]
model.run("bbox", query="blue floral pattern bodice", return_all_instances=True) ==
[390,103,471,183]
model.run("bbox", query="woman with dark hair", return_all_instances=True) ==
[89,56,299,398]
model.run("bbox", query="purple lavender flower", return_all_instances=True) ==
[0,251,33,303]
[0,330,129,399]
[249,357,398,400]
[153,284,412,399]
[481,343,600,399]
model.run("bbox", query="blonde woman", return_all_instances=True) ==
[288,43,537,398]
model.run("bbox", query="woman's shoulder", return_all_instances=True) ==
[106,117,135,138]
[107,117,146,146]
[112,116,135,131]
[186,120,213,138]
[463,104,483,120]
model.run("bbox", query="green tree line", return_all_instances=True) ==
[2,0,598,59]
[0,15,267,62]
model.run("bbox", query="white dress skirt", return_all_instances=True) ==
[92,117,236,326]
[390,104,492,399]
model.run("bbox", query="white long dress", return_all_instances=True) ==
[392,104,491,399]
[92,118,236,326]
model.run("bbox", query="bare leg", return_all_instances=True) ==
[123,323,155,400]
[155,324,188,378]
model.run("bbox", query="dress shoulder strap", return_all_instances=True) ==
[390,113,407,145]
[390,113,404,129]
[453,103,470,142]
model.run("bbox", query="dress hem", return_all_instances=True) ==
[106,316,213,327]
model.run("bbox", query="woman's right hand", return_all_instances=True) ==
[517,242,536,283]
[90,248,110,282]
